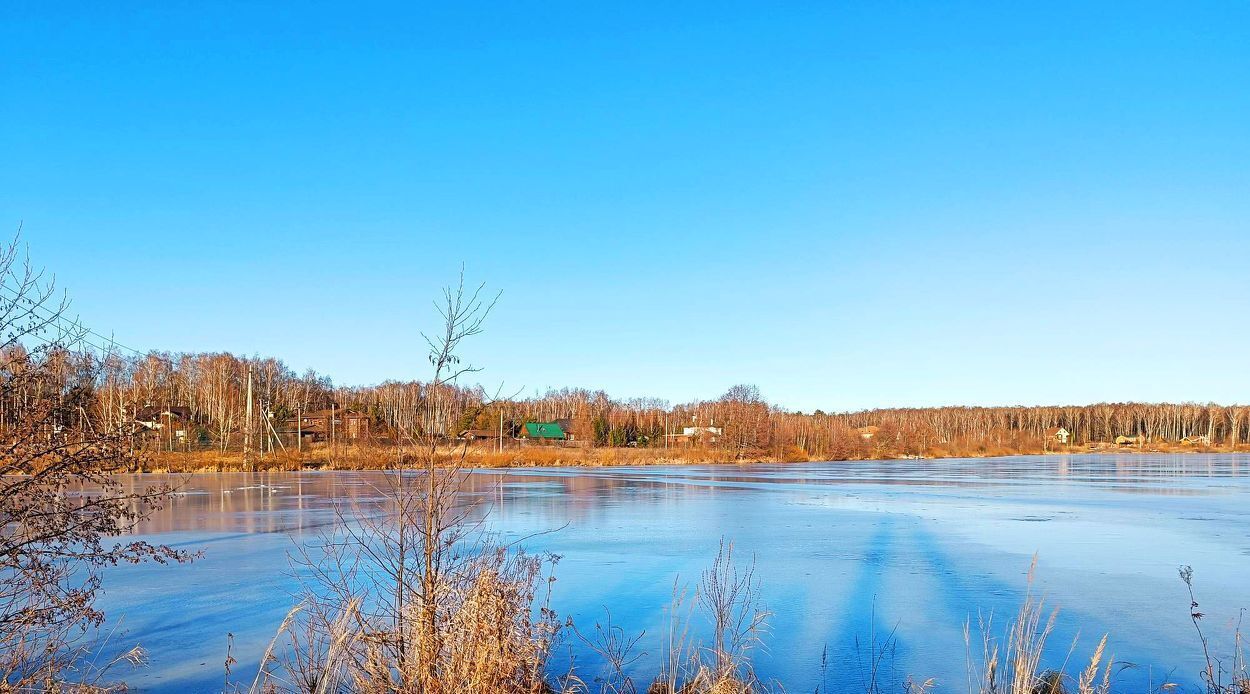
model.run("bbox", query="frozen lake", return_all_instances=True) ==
[93,454,1250,692]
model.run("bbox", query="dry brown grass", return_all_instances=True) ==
[250,534,772,694]
[964,558,1115,694]
[249,549,558,694]
[463,445,739,468]
[145,444,768,474]
[141,438,1237,475]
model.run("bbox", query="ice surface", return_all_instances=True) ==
[90,454,1250,692]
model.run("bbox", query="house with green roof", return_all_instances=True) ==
[520,421,567,441]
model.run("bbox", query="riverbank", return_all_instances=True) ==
[143,445,753,473]
[138,442,1240,473]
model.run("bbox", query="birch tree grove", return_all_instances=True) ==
[31,338,1250,459]
[1,241,1243,463]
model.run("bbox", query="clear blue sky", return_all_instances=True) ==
[3,2,1248,412]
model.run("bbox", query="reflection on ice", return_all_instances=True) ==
[91,454,1249,693]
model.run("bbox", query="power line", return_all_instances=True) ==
[0,283,143,353]
[9,327,136,362]
[0,283,146,359]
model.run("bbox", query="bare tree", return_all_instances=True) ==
[0,233,193,687]
[261,271,560,693]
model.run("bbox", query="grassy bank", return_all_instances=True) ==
[142,445,745,473]
[140,442,1240,474]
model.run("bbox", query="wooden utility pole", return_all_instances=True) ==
[262,405,286,453]
[243,366,253,470]
[498,410,504,453]
[297,404,302,453]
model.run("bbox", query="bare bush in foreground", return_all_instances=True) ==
[0,234,192,689]
[249,273,562,694]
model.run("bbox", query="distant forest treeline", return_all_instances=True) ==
[13,347,1248,460]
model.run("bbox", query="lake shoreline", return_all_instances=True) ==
[135,444,1240,474]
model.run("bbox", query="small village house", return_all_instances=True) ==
[279,408,371,442]
[134,405,193,428]
[857,425,880,440]
[1045,427,1070,444]
[682,426,723,437]
[663,426,723,445]
[457,428,498,441]
[520,421,567,442]
[1115,435,1141,447]
[134,406,193,442]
